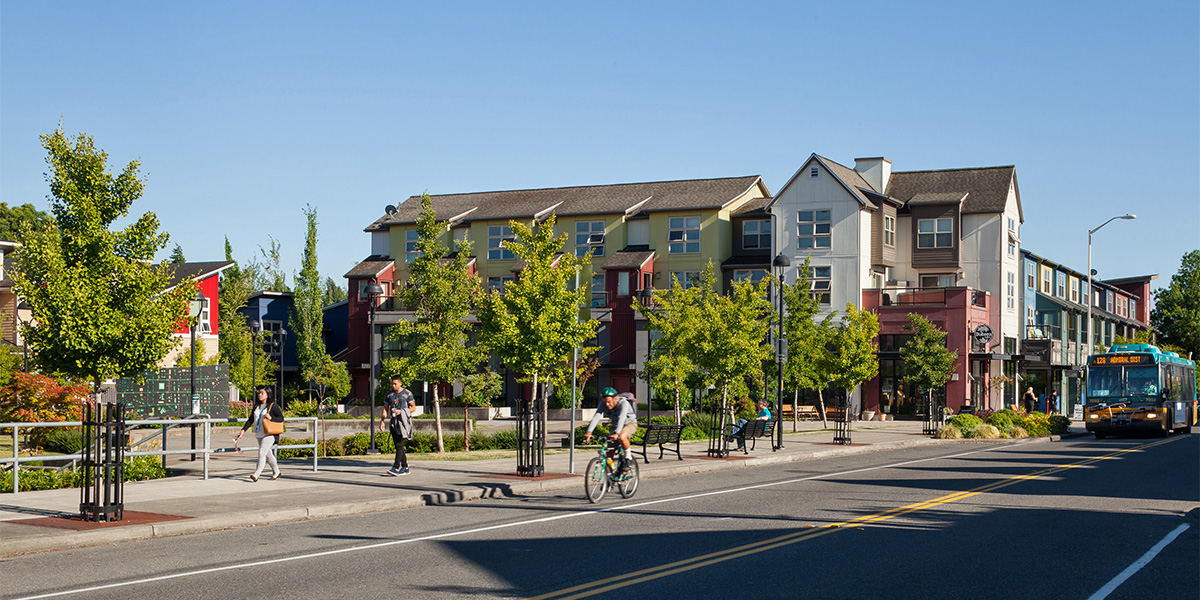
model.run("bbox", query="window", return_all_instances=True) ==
[1056,272,1066,298]
[1130,299,1137,320]
[198,298,212,334]
[920,274,955,288]
[809,266,831,305]
[810,166,819,178]
[917,218,953,248]
[1008,217,1016,232]
[575,221,605,257]
[798,210,831,249]
[1007,241,1016,257]
[1041,266,1052,294]
[405,230,420,263]
[487,276,514,292]
[590,273,607,308]
[261,320,285,357]
[617,272,630,296]
[733,269,768,285]
[1026,260,1036,289]
[671,271,702,289]
[487,225,516,260]
[1070,278,1079,304]
[743,219,771,250]
[357,280,389,302]
[1027,306,1035,325]
[668,217,701,254]
[1105,293,1112,313]
[1006,272,1015,311]
[883,215,895,247]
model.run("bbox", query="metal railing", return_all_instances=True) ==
[1,416,319,494]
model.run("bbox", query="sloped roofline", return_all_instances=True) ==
[768,154,872,210]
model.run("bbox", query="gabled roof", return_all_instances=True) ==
[601,248,655,271]
[887,166,1018,216]
[344,256,395,279]
[164,261,235,291]
[365,176,768,231]
[770,154,877,209]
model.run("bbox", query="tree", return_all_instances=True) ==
[173,338,220,368]
[168,243,186,264]
[688,264,774,434]
[635,273,704,424]
[292,205,327,385]
[477,214,598,445]
[255,237,289,292]
[779,258,839,428]
[821,303,880,418]
[388,194,489,452]
[217,237,275,395]
[307,354,350,455]
[899,313,958,415]
[0,372,90,423]
[1151,250,1200,358]
[459,369,503,451]
[0,202,54,243]
[322,276,348,307]
[14,129,194,394]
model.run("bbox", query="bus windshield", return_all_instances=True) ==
[1087,365,1160,401]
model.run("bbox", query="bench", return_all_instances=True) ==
[727,418,776,454]
[632,424,685,463]
[795,405,819,421]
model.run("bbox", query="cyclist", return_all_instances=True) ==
[584,388,638,477]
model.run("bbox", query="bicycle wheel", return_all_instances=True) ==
[617,458,640,498]
[584,457,608,503]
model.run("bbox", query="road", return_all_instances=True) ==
[4,434,1196,600]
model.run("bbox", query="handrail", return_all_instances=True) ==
[1,416,319,494]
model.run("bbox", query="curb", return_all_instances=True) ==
[1,432,1078,557]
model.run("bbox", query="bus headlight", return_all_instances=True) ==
[1145,413,1157,419]
[1088,414,1098,419]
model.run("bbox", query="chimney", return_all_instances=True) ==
[854,157,892,194]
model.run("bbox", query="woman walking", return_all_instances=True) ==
[233,385,284,482]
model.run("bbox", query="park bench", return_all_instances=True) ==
[728,418,776,454]
[794,405,819,420]
[632,423,685,463]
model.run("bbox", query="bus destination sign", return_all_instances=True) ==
[1089,354,1153,366]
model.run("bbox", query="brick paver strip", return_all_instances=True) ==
[9,511,191,531]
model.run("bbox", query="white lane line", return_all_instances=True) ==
[1085,523,1191,600]
[11,444,1017,600]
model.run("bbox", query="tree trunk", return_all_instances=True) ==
[817,387,828,429]
[433,384,445,453]
[793,388,800,432]
[674,387,682,426]
[463,400,471,453]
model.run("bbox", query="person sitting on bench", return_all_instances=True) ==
[727,400,771,450]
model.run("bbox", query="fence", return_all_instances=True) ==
[1,416,319,494]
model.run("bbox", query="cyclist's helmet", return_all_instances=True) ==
[601,387,618,398]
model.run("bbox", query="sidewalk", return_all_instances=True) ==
[0,420,1078,557]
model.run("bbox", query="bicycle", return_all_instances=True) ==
[584,436,640,503]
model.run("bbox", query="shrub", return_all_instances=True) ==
[43,429,84,455]
[985,410,1018,433]
[1007,426,1029,438]
[680,426,707,440]
[124,455,167,481]
[1019,413,1052,437]
[228,399,252,420]
[343,432,370,455]
[320,437,345,457]
[947,414,984,435]
[967,424,1001,439]
[286,399,320,418]
[573,424,610,445]
[1,455,167,494]
[1048,415,1071,435]
[934,425,962,439]
[682,411,715,434]
[474,428,518,450]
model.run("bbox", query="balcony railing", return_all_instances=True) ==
[1025,324,1062,340]
[590,291,610,309]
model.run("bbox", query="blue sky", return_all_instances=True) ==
[2,1,1197,292]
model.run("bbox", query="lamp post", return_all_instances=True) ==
[275,328,288,408]
[772,253,790,451]
[251,320,262,395]
[364,279,385,454]
[188,289,205,461]
[1086,214,1136,359]
[16,301,33,372]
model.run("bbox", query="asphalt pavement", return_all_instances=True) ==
[0,418,1084,557]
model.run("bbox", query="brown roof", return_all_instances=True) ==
[814,155,876,204]
[344,257,395,279]
[731,196,771,215]
[886,166,1016,215]
[366,176,767,231]
[601,249,655,270]
[907,191,969,205]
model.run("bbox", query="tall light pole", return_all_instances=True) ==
[275,328,288,408]
[251,320,262,395]
[773,253,790,451]
[188,289,205,461]
[364,279,385,454]
[1086,214,1136,359]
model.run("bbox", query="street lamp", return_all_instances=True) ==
[275,328,288,408]
[16,301,33,372]
[1086,214,1136,359]
[188,289,205,461]
[251,320,262,394]
[772,253,790,451]
[364,279,385,454]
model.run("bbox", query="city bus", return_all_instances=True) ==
[1085,343,1196,439]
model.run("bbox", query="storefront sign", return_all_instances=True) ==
[972,324,994,347]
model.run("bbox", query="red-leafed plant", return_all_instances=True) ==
[0,372,90,424]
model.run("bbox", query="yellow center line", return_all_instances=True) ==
[526,437,1180,600]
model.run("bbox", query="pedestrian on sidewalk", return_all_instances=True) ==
[381,375,415,476]
[1022,388,1036,413]
[1048,389,1060,414]
[233,386,284,482]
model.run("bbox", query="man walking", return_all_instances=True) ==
[380,375,416,476]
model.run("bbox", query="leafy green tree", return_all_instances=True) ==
[1151,250,1200,358]
[388,194,489,452]
[173,338,220,368]
[0,202,54,243]
[218,237,274,395]
[307,354,350,455]
[899,313,957,415]
[477,215,598,444]
[322,276,347,307]
[779,258,839,428]
[292,205,327,383]
[14,129,194,394]
[635,274,703,424]
[168,244,186,264]
[689,264,774,435]
[459,369,503,451]
[821,303,880,419]
[255,237,289,292]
